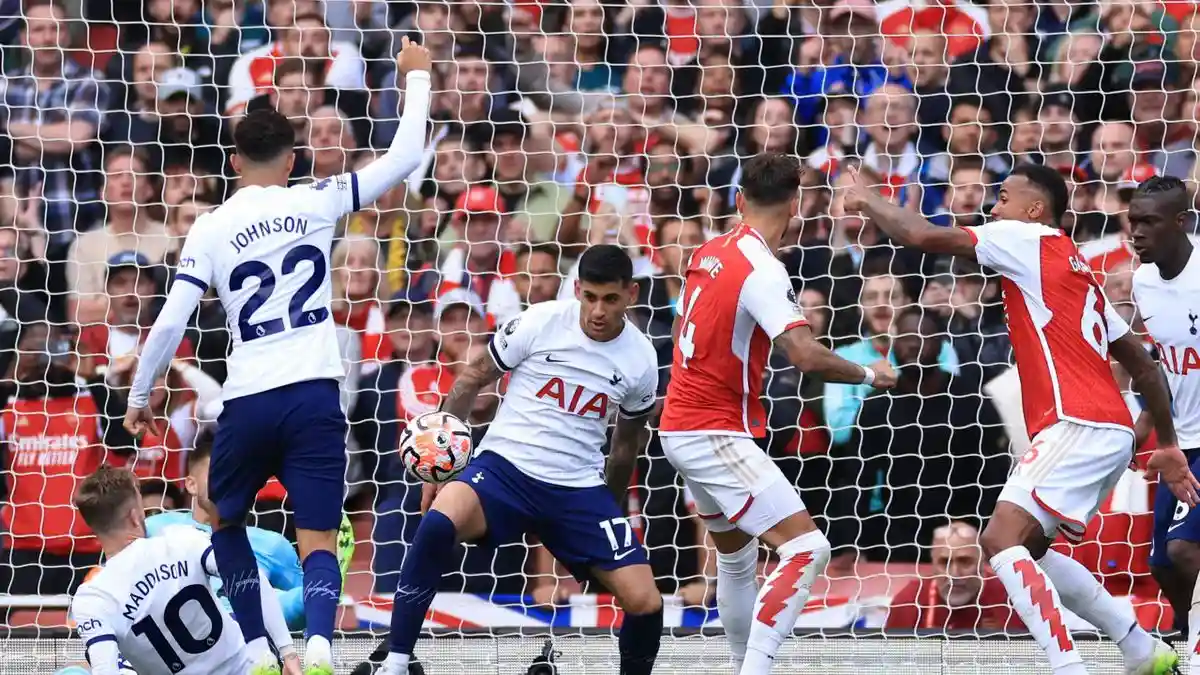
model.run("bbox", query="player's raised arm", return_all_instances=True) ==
[70,588,124,675]
[842,164,978,258]
[125,223,216,438]
[1111,331,1200,505]
[351,37,433,210]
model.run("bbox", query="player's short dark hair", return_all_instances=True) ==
[139,478,186,510]
[234,108,296,164]
[1010,163,1070,225]
[740,153,802,207]
[75,464,141,535]
[578,244,633,286]
[188,430,214,472]
[1133,175,1190,214]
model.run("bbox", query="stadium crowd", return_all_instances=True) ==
[0,0,1198,630]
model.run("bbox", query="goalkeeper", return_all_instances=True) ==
[146,432,356,630]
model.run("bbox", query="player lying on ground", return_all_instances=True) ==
[843,161,1197,675]
[378,245,663,675]
[69,465,299,675]
[122,38,433,675]
[1126,176,1200,672]
[657,153,898,674]
[145,433,356,630]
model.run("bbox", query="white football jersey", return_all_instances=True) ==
[1133,248,1200,449]
[175,174,359,401]
[482,299,659,487]
[71,526,254,675]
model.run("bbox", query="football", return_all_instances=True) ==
[400,411,474,484]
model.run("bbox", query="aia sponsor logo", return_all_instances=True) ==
[535,377,610,418]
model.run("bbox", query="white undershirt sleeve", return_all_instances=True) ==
[128,280,205,408]
[354,70,432,206]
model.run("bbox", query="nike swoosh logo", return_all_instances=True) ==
[545,355,566,363]
[1143,316,1154,322]
[1169,521,1186,533]
[614,549,638,560]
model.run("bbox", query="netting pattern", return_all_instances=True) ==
[0,0,1195,646]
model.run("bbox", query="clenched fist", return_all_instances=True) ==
[396,36,432,75]
[841,164,873,215]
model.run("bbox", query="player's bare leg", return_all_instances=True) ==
[1164,540,1200,673]
[981,502,1168,675]
[294,527,343,674]
[381,482,488,675]
[739,509,830,675]
[592,564,664,675]
[707,527,759,671]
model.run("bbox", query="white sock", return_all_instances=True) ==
[990,546,1086,673]
[1039,550,1153,666]
[1188,575,1200,675]
[305,634,332,667]
[381,652,411,675]
[740,530,830,675]
[717,537,759,670]
[246,636,274,664]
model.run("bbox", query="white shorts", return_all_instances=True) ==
[661,433,805,538]
[999,420,1134,542]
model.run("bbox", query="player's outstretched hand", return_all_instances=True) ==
[842,164,871,214]
[1148,444,1200,507]
[396,36,432,75]
[420,482,443,515]
[123,405,160,441]
[868,359,898,389]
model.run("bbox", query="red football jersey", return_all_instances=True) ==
[965,221,1134,437]
[660,224,807,436]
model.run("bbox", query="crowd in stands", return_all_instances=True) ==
[1,0,1198,630]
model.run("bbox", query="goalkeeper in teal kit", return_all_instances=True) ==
[146,435,356,629]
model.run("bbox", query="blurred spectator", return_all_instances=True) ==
[198,0,271,58]
[271,58,321,140]
[302,105,357,181]
[824,273,959,447]
[433,288,490,368]
[149,68,229,178]
[431,45,497,125]
[858,84,926,212]
[634,217,704,370]
[512,243,563,309]
[224,9,366,117]
[331,234,392,374]
[1,0,109,251]
[885,522,1024,630]
[66,147,171,325]
[104,40,179,134]
[1116,48,1192,179]
[933,157,993,228]
[0,226,49,378]
[922,95,1009,209]
[1084,121,1138,184]
[0,321,136,595]
[1035,86,1081,172]
[344,151,410,293]
[944,258,1011,384]
[852,308,1006,561]
[471,113,567,244]
[162,158,221,207]
[440,185,522,324]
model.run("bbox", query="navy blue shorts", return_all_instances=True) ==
[209,379,347,532]
[456,451,649,579]
[1150,448,1200,568]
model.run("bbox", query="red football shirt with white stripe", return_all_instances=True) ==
[660,223,807,436]
[965,220,1133,437]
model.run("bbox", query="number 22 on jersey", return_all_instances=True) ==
[230,244,329,342]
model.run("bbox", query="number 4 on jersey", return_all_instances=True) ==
[677,284,703,369]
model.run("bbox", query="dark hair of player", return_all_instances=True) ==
[188,430,214,473]
[1133,175,1190,215]
[578,244,634,286]
[234,108,296,164]
[140,478,186,509]
[740,153,802,207]
[1009,163,1070,225]
[74,464,141,535]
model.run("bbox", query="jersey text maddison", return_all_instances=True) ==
[1134,249,1200,448]
[175,175,360,401]
[660,224,807,436]
[71,527,253,675]
[965,220,1133,437]
[481,299,658,488]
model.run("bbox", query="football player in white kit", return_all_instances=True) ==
[121,39,432,675]
[375,245,663,675]
[1129,175,1200,672]
[69,466,297,675]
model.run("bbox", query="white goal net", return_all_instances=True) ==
[0,0,1196,669]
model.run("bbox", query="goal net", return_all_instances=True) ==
[0,0,1195,669]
